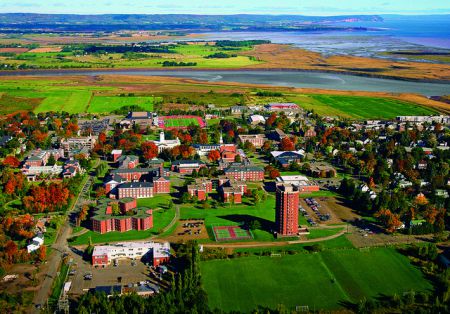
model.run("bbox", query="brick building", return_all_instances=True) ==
[91,198,153,234]
[275,184,299,237]
[117,177,170,199]
[92,242,170,267]
[171,160,206,174]
[187,179,213,201]
[223,163,264,181]
[238,134,267,149]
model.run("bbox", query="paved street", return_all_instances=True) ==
[31,165,97,312]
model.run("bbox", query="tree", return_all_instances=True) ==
[37,245,46,262]
[269,169,280,179]
[2,156,20,168]
[4,240,18,263]
[207,150,220,162]
[141,141,159,160]
[249,220,261,230]
[47,153,56,166]
[234,154,242,162]
[111,203,120,216]
[375,209,402,233]
[95,187,106,199]
[280,137,295,151]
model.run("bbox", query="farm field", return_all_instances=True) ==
[87,95,160,113]
[200,247,432,312]
[304,94,438,119]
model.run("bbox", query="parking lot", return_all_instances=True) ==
[299,197,360,226]
[67,253,166,296]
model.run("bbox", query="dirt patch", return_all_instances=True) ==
[164,219,209,243]
[0,47,29,54]
[300,197,360,225]
[29,47,63,53]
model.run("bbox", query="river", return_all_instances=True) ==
[1,69,448,96]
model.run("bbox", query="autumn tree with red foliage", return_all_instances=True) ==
[2,156,20,167]
[4,240,18,263]
[375,209,402,233]
[23,183,70,213]
[141,141,158,160]
[280,137,295,151]
[37,245,46,262]
[207,150,221,162]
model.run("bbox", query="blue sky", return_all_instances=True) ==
[1,0,449,15]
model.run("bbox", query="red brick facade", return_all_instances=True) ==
[275,184,299,236]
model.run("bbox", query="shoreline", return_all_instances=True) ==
[0,66,449,84]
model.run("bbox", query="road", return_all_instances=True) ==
[31,165,97,312]
[202,225,347,248]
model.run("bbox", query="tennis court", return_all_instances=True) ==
[212,225,253,242]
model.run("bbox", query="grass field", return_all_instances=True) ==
[201,247,432,312]
[87,95,160,113]
[305,95,438,119]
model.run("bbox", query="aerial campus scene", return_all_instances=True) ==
[0,0,449,313]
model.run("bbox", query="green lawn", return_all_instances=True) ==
[305,95,438,119]
[181,198,276,241]
[87,96,160,113]
[201,247,432,312]
[69,206,175,245]
[307,227,344,239]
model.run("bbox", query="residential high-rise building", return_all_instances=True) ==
[275,183,299,236]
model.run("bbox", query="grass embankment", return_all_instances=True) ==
[201,247,432,312]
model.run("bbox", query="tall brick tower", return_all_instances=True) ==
[275,183,299,236]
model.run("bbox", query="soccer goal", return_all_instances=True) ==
[296,305,309,312]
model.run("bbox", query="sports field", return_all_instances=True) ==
[201,247,432,312]
[212,225,253,242]
[160,115,205,129]
[87,95,160,113]
[305,95,438,119]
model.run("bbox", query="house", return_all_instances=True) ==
[111,150,123,162]
[171,160,206,174]
[91,198,153,233]
[276,175,319,193]
[154,131,181,152]
[238,134,267,149]
[191,144,221,156]
[27,233,44,253]
[23,149,63,167]
[62,160,82,179]
[230,106,247,115]
[91,242,170,266]
[22,164,64,181]
[271,150,305,168]
[248,114,266,125]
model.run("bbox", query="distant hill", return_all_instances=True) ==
[0,13,383,32]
